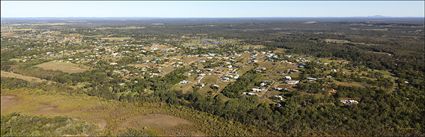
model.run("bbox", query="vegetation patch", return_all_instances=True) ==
[35,60,89,73]
[0,88,272,136]
[1,113,98,136]
[1,71,47,83]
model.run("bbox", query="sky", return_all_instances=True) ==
[1,1,424,18]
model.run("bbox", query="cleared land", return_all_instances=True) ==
[0,88,274,136]
[101,37,132,41]
[35,60,89,73]
[1,96,19,113]
[1,71,46,83]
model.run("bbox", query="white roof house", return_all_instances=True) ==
[252,87,263,92]
[179,80,189,85]
[340,99,359,106]
[286,80,300,85]
[242,92,257,96]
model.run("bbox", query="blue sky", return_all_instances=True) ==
[1,1,424,17]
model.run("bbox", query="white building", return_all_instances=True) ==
[286,80,300,85]
[284,76,292,80]
[340,99,359,105]
[179,80,189,85]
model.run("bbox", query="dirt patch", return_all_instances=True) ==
[120,114,196,136]
[334,81,365,88]
[1,95,19,112]
[101,37,131,41]
[35,60,89,73]
[1,71,46,83]
[92,119,108,130]
[122,114,192,129]
[324,39,351,44]
[35,103,60,114]
[1,32,15,37]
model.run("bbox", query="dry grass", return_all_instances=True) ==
[144,44,170,51]
[35,60,89,73]
[334,81,365,88]
[0,88,199,136]
[1,95,19,113]
[128,63,158,68]
[101,37,131,41]
[1,87,278,136]
[324,39,351,44]
[1,71,46,83]
[120,114,195,135]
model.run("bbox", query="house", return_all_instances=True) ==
[340,99,359,106]
[272,95,285,101]
[307,77,317,81]
[179,80,189,85]
[298,64,305,68]
[273,85,288,91]
[276,103,283,108]
[231,74,240,79]
[195,83,205,88]
[210,84,220,89]
[252,87,263,92]
[286,80,300,85]
[255,67,266,72]
[221,76,230,81]
[242,92,257,96]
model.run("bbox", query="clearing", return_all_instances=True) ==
[101,37,132,41]
[120,114,196,136]
[0,88,274,136]
[35,60,89,73]
[1,70,47,83]
[1,95,19,112]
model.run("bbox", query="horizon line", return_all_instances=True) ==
[2,16,424,18]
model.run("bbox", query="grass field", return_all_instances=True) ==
[334,81,365,88]
[0,88,277,136]
[35,60,89,73]
[1,71,47,83]
[100,37,132,41]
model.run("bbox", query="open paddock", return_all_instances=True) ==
[1,71,47,83]
[35,60,89,73]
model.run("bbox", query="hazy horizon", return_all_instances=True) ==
[1,1,424,18]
